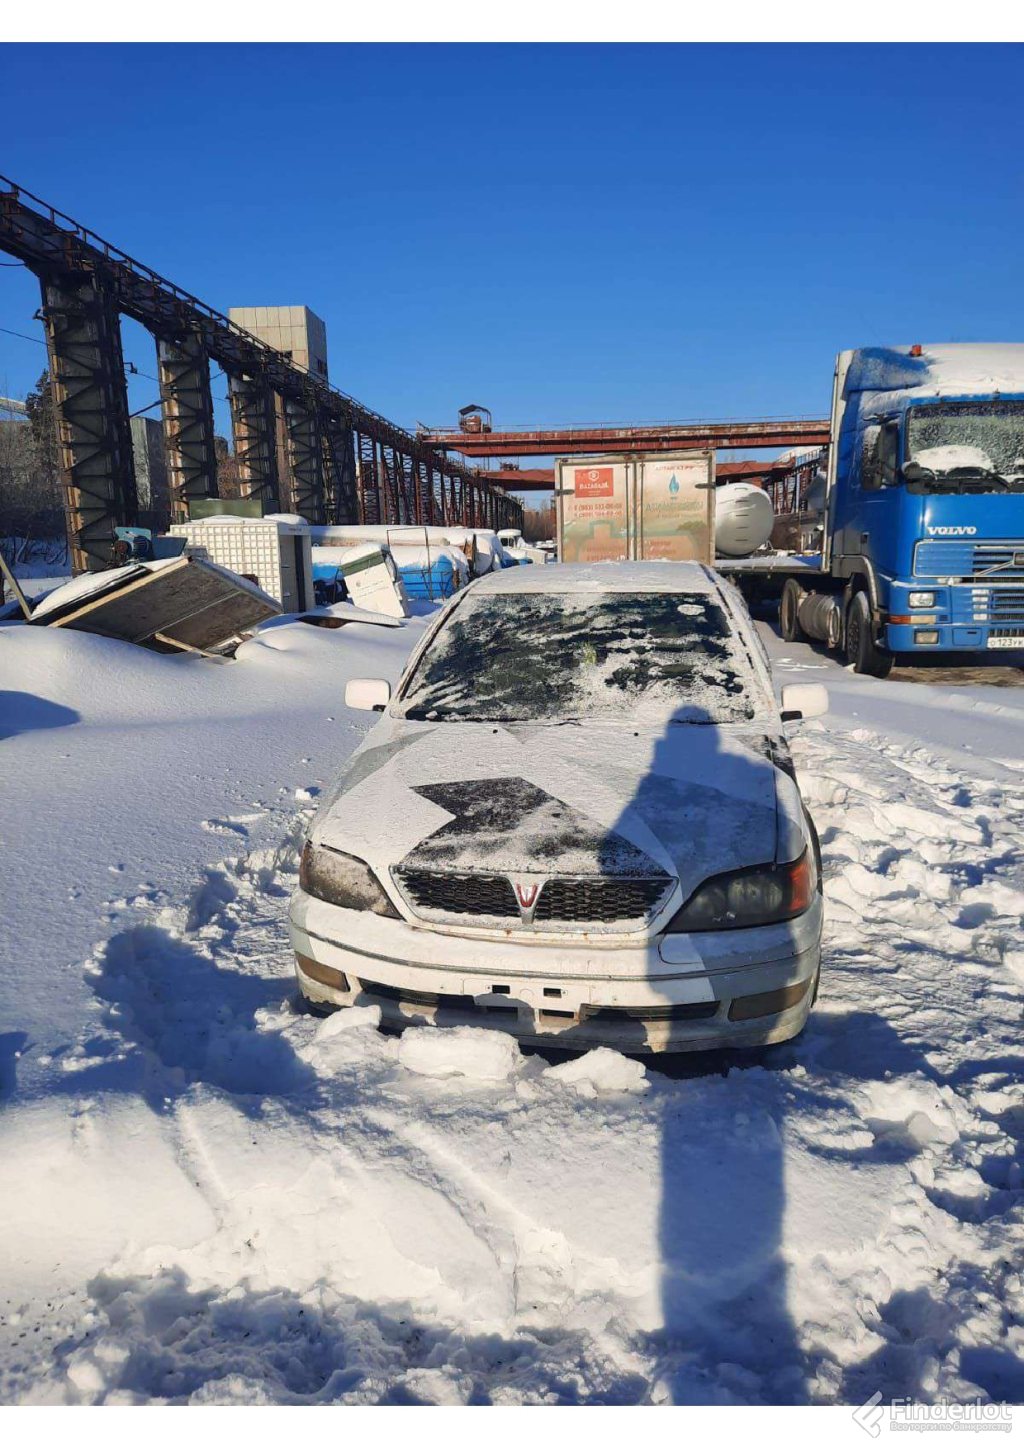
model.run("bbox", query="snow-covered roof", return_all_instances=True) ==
[845,344,1024,403]
[468,561,719,596]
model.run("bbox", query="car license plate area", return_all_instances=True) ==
[987,633,1024,649]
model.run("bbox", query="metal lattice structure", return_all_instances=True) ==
[157,332,219,524]
[0,175,522,571]
[39,270,139,571]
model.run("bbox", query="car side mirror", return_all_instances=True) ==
[345,678,392,712]
[780,683,828,723]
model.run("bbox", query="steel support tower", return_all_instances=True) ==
[0,175,522,570]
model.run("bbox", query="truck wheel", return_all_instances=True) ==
[845,591,893,677]
[780,578,806,642]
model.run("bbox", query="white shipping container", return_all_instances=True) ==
[556,451,715,564]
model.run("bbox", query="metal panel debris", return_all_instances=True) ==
[34,555,279,654]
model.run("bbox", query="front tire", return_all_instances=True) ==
[845,591,893,677]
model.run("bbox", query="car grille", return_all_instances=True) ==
[396,869,517,917]
[533,876,671,924]
[583,1001,719,1023]
[394,868,672,928]
[914,539,1024,582]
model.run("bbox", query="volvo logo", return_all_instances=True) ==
[512,880,542,922]
[926,525,977,536]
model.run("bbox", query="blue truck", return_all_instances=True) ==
[722,344,1024,676]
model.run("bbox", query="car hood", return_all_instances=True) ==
[312,719,788,901]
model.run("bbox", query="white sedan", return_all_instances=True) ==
[289,562,826,1054]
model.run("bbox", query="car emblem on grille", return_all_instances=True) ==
[512,880,541,922]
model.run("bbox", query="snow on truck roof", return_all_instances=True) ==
[469,561,721,595]
[845,344,1024,400]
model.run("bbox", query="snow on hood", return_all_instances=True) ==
[312,718,785,906]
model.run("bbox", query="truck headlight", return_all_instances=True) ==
[909,591,935,608]
[299,842,399,917]
[666,850,816,932]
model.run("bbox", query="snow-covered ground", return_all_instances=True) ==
[1,607,1022,1405]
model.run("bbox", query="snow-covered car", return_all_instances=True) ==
[290,563,827,1054]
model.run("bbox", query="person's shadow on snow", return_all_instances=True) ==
[536,703,813,1400]
[628,711,809,1402]
[623,712,974,1403]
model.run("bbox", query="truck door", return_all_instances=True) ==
[846,417,900,573]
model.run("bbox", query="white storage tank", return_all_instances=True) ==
[714,482,775,558]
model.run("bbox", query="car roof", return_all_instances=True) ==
[469,561,722,596]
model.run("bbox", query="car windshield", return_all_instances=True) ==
[397,591,765,724]
[906,402,1024,491]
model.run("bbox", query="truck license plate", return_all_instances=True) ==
[987,635,1024,649]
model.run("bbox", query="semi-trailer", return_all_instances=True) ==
[557,345,1024,676]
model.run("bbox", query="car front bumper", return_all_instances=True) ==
[288,889,824,1054]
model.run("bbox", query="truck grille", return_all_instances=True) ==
[990,589,1024,623]
[914,539,1024,581]
[952,587,1024,626]
[394,868,672,928]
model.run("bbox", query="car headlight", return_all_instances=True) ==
[299,842,399,917]
[666,849,816,932]
[908,591,935,608]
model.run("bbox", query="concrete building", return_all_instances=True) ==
[228,306,329,380]
[227,307,330,514]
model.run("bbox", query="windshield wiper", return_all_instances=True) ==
[921,468,1013,492]
[960,467,1012,489]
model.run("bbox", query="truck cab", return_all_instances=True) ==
[821,345,1024,673]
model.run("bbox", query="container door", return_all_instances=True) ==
[635,454,715,563]
[557,458,634,562]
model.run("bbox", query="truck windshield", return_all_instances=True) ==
[905,402,1024,491]
[398,591,765,725]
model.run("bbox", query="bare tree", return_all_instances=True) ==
[215,434,242,500]
[521,501,555,544]
[0,370,67,569]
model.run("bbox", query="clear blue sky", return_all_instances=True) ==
[2,42,1023,474]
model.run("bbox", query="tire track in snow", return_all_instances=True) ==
[16,736,1024,1404]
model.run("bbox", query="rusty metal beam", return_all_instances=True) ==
[483,458,809,491]
[157,333,218,523]
[422,419,830,458]
[40,270,138,573]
